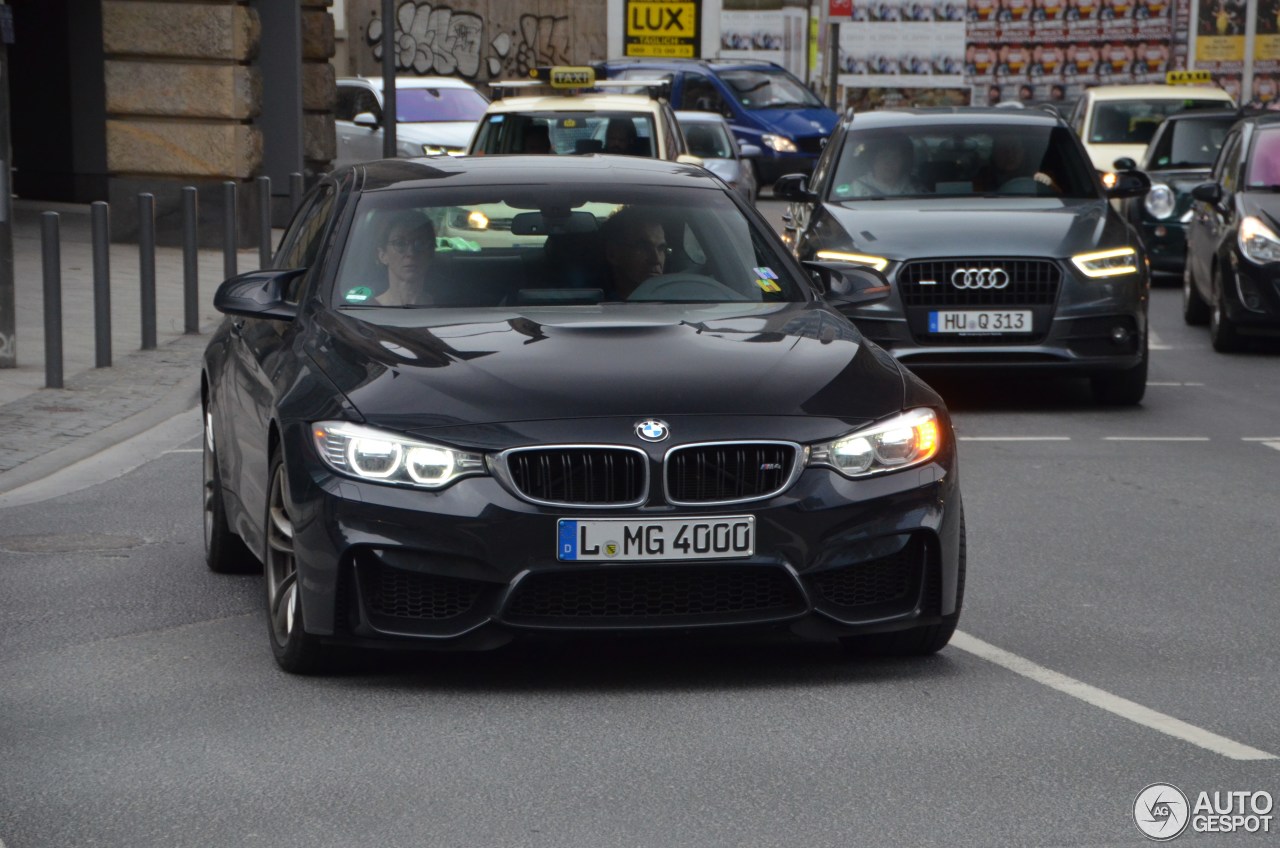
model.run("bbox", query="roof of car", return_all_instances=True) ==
[845,106,1065,128]
[350,154,718,192]
[1081,84,1234,102]
[674,110,729,122]
[338,75,479,91]
[483,92,664,114]
[603,58,783,71]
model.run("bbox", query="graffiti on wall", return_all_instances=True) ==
[367,2,571,80]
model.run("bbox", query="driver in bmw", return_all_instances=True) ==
[602,207,668,299]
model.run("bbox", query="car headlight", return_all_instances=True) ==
[1071,247,1139,278]
[808,409,941,478]
[423,144,460,156]
[1143,183,1176,219]
[312,421,486,489]
[815,249,890,272]
[760,134,798,153]
[1238,215,1280,264]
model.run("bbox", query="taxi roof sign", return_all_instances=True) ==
[1167,70,1214,86]
[532,66,596,88]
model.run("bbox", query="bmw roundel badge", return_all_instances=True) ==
[635,419,669,442]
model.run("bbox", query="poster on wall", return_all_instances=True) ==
[719,8,809,78]
[624,0,702,58]
[1253,0,1280,105]
[837,0,971,110]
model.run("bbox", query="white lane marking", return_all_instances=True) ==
[951,631,1277,761]
[1242,437,1280,441]
[1264,442,1280,452]
[165,449,202,454]
[0,408,200,509]
[1103,436,1210,442]
[1148,382,1204,386]
[958,436,1071,441]
[1149,329,1173,350]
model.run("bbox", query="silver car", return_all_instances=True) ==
[676,110,761,202]
[334,76,488,168]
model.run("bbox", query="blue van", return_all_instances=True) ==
[601,59,837,184]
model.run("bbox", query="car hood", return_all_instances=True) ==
[1149,168,1213,192]
[394,120,478,148]
[740,107,836,140]
[306,302,905,432]
[1238,189,1280,222]
[824,197,1124,259]
[1085,143,1148,173]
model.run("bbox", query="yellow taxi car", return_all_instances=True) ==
[466,66,700,163]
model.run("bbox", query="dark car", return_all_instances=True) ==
[601,58,838,183]
[776,107,1152,405]
[1184,111,1280,350]
[1122,108,1237,276]
[202,155,965,673]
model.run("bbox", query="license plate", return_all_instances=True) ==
[557,516,755,562]
[928,310,1032,333]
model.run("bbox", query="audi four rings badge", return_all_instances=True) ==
[951,268,1011,289]
[636,419,670,442]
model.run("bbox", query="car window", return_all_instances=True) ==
[276,184,336,290]
[717,68,823,110]
[681,73,729,114]
[1145,117,1235,169]
[1088,99,1230,145]
[330,184,806,309]
[829,124,1097,199]
[473,111,657,156]
[1245,127,1280,187]
[395,87,488,122]
[681,121,734,158]
[1218,132,1243,192]
[335,85,363,121]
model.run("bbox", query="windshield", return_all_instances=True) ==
[829,125,1098,200]
[1145,116,1235,169]
[1245,128,1280,188]
[471,112,657,156]
[1089,99,1229,145]
[396,87,489,123]
[681,121,734,159]
[717,68,824,110]
[331,183,806,309]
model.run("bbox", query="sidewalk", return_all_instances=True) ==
[0,199,270,494]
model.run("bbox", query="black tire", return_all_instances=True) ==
[1209,268,1245,352]
[1182,265,1209,326]
[203,408,257,574]
[264,449,332,674]
[1091,335,1148,406]
[841,517,966,658]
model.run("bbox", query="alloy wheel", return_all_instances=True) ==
[202,412,216,551]
[265,464,299,645]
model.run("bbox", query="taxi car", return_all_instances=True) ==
[202,155,965,673]
[1184,111,1280,350]
[466,66,696,162]
[777,107,1152,405]
[1068,83,1234,174]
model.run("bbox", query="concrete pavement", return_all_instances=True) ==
[0,199,266,495]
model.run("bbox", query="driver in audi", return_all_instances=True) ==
[978,134,1060,193]
[602,207,669,299]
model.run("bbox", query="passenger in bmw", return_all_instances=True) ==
[602,207,669,298]
[374,210,438,305]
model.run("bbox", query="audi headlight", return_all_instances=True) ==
[815,249,890,272]
[1143,183,1176,219]
[312,421,485,489]
[1071,247,1138,278]
[761,134,798,153]
[808,409,941,478]
[1238,215,1280,264]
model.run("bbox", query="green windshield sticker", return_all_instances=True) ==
[344,286,373,303]
[835,183,851,195]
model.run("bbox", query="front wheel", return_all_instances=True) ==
[1091,335,1148,406]
[1182,265,1209,326]
[1209,268,1245,352]
[841,518,965,658]
[265,450,332,674]
[204,408,257,574]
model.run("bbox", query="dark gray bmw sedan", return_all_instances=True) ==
[778,107,1152,405]
[202,155,964,673]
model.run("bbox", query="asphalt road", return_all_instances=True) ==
[2,207,1279,846]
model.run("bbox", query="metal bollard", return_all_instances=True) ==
[257,175,272,269]
[41,212,63,389]
[90,201,112,368]
[222,180,237,281]
[138,193,157,351]
[182,187,199,334]
[289,172,304,216]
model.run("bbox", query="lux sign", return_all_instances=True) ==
[627,1,697,38]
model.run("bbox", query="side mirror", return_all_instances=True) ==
[738,142,763,159]
[773,173,818,202]
[353,111,380,129]
[1191,182,1224,205]
[1106,169,1151,200]
[214,268,307,320]
[1112,157,1138,171]
[803,261,891,306]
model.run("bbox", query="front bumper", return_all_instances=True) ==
[1138,219,1189,275]
[1225,260,1280,335]
[280,429,963,650]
